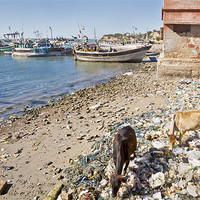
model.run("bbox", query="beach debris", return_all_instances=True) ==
[61,78,200,199]
[123,72,133,76]
[149,172,165,188]
[0,180,7,195]
[34,196,40,200]
[89,103,103,110]
[43,184,63,200]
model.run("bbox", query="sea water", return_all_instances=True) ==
[0,54,139,122]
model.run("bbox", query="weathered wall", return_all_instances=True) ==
[158,0,200,78]
[164,0,200,9]
[164,24,200,59]
[163,11,200,24]
[157,58,200,78]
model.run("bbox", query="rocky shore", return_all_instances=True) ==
[1,62,200,200]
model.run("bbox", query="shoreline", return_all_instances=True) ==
[0,63,163,200]
[0,43,162,124]
[2,62,199,200]
[0,62,141,125]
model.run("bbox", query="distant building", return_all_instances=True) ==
[158,0,200,78]
[149,31,161,42]
[101,35,135,45]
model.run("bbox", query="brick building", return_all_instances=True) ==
[157,0,200,78]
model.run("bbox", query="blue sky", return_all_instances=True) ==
[0,0,163,39]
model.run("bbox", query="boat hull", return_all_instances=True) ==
[0,46,13,54]
[74,46,151,62]
[12,47,64,57]
[12,48,34,57]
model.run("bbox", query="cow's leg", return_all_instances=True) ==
[177,131,185,146]
[168,134,176,150]
[134,152,137,158]
[124,160,130,175]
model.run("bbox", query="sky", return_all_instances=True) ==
[0,0,163,39]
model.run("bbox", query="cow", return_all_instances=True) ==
[110,126,137,197]
[168,110,200,150]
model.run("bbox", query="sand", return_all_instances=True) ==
[0,63,177,200]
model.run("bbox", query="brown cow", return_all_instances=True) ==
[110,126,137,197]
[168,110,200,150]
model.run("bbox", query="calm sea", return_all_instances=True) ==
[0,54,140,122]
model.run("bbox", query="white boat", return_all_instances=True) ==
[12,43,64,57]
[12,48,46,57]
[74,44,151,62]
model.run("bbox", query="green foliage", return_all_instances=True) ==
[156,36,160,41]
[102,29,160,41]
[114,33,123,38]
[149,35,153,39]
[136,33,143,39]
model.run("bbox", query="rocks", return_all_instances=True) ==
[1,67,200,200]
[89,103,103,110]
[59,190,73,200]
[60,78,200,199]
[0,180,7,194]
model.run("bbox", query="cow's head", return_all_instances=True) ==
[110,174,127,197]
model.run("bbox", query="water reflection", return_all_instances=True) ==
[74,60,140,74]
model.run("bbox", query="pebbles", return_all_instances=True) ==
[1,63,200,200]
[60,78,200,199]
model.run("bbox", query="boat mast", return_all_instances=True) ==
[132,26,138,45]
[94,27,100,50]
[77,22,82,43]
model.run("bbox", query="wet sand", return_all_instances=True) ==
[0,62,177,200]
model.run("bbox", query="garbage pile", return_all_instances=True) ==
[60,79,200,200]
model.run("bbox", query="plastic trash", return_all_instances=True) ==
[149,172,165,188]
[178,163,191,176]
[186,183,198,197]
[153,192,162,200]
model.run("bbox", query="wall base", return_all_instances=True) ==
[157,58,200,78]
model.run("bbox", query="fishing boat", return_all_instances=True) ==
[149,57,158,62]
[74,43,151,62]
[0,40,13,54]
[12,43,64,57]
[0,46,13,54]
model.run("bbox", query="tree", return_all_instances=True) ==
[156,36,160,41]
